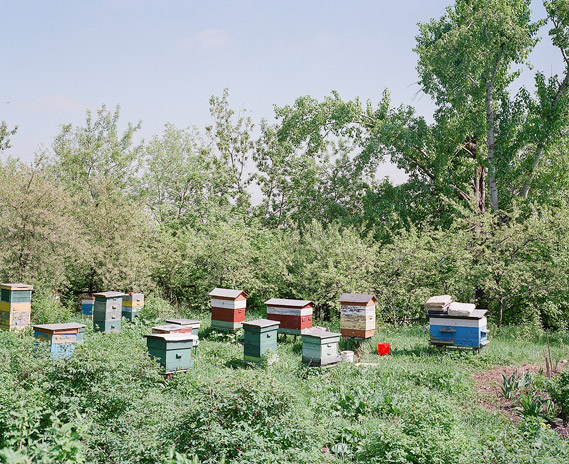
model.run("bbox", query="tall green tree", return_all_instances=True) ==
[267,0,569,218]
[141,123,224,229]
[0,122,17,152]
[52,106,152,293]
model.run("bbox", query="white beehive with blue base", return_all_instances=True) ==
[428,302,489,349]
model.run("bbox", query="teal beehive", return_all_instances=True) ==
[242,319,280,363]
[144,332,197,373]
[301,328,341,367]
[93,291,124,333]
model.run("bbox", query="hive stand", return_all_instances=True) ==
[0,283,33,331]
[301,328,341,367]
[152,324,200,357]
[144,332,198,374]
[265,298,313,337]
[80,296,94,316]
[122,292,144,321]
[209,288,248,331]
[33,323,86,359]
[242,319,280,364]
[93,292,124,333]
[429,309,489,349]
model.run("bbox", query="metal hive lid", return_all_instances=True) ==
[264,298,313,307]
[242,318,280,328]
[33,322,86,331]
[0,283,33,291]
[165,318,200,326]
[338,293,377,304]
[208,288,248,299]
[93,291,126,298]
[144,333,198,341]
[302,327,340,338]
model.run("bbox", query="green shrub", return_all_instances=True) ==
[31,291,74,325]
[140,294,176,320]
[549,372,569,420]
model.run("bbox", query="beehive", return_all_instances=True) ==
[429,309,489,349]
[242,319,280,363]
[33,323,86,359]
[93,291,124,333]
[144,332,197,372]
[164,318,201,336]
[0,283,32,331]
[122,292,144,321]
[301,328,341,367]
[265,298,313,335]
[339,293,377,339]
[209,288,248,331]
[80,296,94,316]
[152,323,200,355]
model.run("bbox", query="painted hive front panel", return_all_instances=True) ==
[340,303,375,339]
[211,320,243,330]
[93,320,121,332]
[211,307,245,323]
[266,306,313,332]
[122,293,144,308]
[81,299,94,315]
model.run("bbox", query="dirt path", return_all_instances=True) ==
[471,362,568,434]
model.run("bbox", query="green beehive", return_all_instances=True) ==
[301,328,341,367]
[242,319,280,363]
[93,291,124,333]
[144,333,197,373]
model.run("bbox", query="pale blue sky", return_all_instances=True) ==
[0,1,563,184]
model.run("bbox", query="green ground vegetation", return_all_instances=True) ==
[1,305,568,463]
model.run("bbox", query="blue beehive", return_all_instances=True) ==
[429,308,489,349]
[80,296,94,316]
[33,323,86,359]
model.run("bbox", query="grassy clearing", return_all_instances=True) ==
[1,313,568,463]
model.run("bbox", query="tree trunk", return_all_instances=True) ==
[486,83,498,211]
[498,296,504,327]
[473,159,486,215]
[520,70,569,198]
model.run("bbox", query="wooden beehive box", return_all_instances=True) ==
[429,309,489,349]
[165,318,200,336]
[80,296,95,316]
[122,292,144,320]
[0,283,33,331]
[152,324,200,351]
[242,319,280,363]
[33,322,86,359]
[209,288,248,331]
[93,291,124,333]
[144,332,197,372]
[265,298,313,335]
[301,328,341,367]
[339,293,377,339]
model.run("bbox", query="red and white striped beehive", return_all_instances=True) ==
[265,298,314,335]
[209,288,248,331]
[339,293,377,339]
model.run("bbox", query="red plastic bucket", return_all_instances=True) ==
[378,343,390,356]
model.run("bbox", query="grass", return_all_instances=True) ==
[0,311,568,463]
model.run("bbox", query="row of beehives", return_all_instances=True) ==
[208,288,377,340]
[80,291,144,326]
